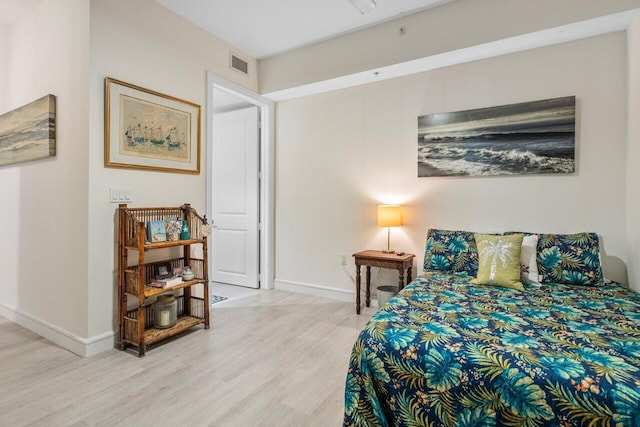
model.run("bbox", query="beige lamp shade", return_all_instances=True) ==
[378,205,403,227]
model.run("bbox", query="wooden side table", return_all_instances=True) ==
[353,250,415,314]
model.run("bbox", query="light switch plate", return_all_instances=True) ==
[110,187,132,203]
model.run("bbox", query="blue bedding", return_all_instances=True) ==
[343,272,640,426]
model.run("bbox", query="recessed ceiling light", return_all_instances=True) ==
[348,0,377,14]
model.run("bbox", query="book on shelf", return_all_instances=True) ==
[148,276,183,288]
[146,220,167,243]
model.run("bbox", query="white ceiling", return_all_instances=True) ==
[154,0,453,59]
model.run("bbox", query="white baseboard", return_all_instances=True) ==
[85,331,117,357]
[0,301,115,357]
[274,279,379,307]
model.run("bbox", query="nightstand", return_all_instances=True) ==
[352,250,415,314]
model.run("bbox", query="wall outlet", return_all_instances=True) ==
[341,254,348,266]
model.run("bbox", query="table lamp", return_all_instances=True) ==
[378,205,402,253]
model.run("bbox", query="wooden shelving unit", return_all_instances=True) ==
[117,203,209,357]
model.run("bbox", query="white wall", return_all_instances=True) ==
[275,33,628,298]
[0,0,90,339]
[0,25,8,111]
[259,0,640,93]
[87,0,259,338]
[628,15,640,291]
[0,21,18,319]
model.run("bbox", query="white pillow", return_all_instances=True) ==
[520,234,540,285]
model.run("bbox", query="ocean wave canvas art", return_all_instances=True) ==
[0,95,56,167]
[417,96,575,177]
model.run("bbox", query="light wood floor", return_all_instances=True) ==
[0,289,376,426]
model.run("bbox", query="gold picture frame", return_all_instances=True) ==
[104,77,201,174]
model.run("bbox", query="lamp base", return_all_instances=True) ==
[381,249,396,254]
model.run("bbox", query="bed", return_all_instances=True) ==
[343,230,640,426]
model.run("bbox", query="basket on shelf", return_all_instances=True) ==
[123,295,206,345]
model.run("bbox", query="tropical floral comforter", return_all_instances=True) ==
[343,272,640,426]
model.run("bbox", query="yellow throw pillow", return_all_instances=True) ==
[471,233,524,291]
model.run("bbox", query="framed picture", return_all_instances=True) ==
[417,96,575,177]
[155,263,172,280]
[104,77,201,174]
[146,220,168,243]
[0,94,56,167]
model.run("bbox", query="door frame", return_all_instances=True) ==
[206,72,275,289]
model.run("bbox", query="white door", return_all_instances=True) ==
[210,106,259,288]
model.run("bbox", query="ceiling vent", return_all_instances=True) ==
[230,53,249,76]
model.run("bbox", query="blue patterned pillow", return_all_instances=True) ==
[537,232,604,286]
[423,229,479,276]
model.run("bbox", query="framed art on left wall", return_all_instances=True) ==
[0,94,56,167]
[104,77,201,174]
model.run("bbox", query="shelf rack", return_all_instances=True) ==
[117,203,209,356]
